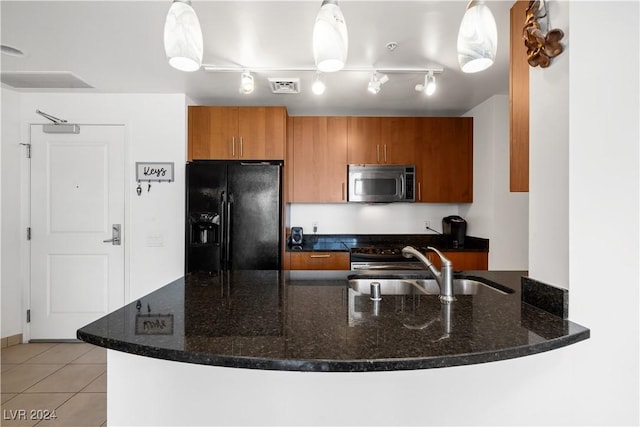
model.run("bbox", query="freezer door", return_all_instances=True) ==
[226,162,282,269]
[186,162,226,273]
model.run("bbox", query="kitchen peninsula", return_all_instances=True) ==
[78,269,589,425]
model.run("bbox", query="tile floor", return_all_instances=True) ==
[1,343,106,426]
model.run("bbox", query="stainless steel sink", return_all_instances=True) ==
[348,277,514,296]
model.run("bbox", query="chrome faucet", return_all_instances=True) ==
[401,246,455,303]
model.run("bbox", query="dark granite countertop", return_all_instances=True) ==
[287,234,489,252]
[77,270,589,372]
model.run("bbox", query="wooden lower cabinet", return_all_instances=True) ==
[429,251,488,271]
[289,252,350,270]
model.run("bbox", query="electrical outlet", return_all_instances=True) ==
[424,220,431,230]
[312,222,319,234]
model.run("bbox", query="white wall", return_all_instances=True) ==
[461,95,528,270]
[1,88,25,337]
[1,92,187,339]
[528,1,571,288]
[289,203,458,235]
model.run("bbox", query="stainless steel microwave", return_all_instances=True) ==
[347,164,416,203]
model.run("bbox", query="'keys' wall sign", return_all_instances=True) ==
[136,162,174,182]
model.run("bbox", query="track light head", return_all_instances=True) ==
[367,72,389,95]
[415,70,440,96]
[312,72,326,95]
[239,71,254,94]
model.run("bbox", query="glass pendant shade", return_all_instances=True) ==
[313,0,348,73]
[457,0,498,73]
[164,0,203,72]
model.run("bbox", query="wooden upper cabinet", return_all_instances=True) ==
[238,107,286,159]
[380,117,416,164]
[348,117,416,164]
[510,0,530,192]
[347,117,381,164]
[188,106,286,161]
[415,117,473,203]
[291,116,348,203]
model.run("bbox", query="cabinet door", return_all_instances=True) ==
[289,252,350,270]
[238,107,286,160]
[381,117,416,164]
[429,252,488,271]
[347,117,382,164]
[415,117,473,203]
[510,0,530,192]
[291,116,348,203]
[188,106,238,160]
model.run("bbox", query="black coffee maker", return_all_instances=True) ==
[442,216,467,248]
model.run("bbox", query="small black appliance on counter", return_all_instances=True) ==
[442,215,467,248]
[290,227,303,245]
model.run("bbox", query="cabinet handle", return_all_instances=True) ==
[341,182,345,201]
[384,144,387,163]
[232,137,236,157]
[418,182,422,201]
[240,136,244,158]
[310,254,331,258]
[376,144,380,163]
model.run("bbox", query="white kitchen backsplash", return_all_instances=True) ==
[289,203,461,235]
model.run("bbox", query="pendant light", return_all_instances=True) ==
[313,0,348,73]
[456,0,498,73]
[163,0,203,72]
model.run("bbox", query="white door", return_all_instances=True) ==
[30,124,125,340]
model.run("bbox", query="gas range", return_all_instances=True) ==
[350,245,426,271]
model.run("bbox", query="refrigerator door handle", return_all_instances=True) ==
[226,194,233,267]
[220,191,226,268]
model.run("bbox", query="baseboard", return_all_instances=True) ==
[1,333,23,348]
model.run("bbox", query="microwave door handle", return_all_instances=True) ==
[399,174,405,199]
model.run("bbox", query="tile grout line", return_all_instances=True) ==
[2,343,107,427]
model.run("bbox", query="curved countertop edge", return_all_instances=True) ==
[77,326,590,373]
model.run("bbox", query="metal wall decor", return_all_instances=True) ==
[523,0,564,68]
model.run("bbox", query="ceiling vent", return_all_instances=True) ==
[0,71,93,89]
[268,77,300,94]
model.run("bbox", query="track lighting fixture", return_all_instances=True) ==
[312,72,326,95]
[313,0,349,73]
[239,71,254,94]
[163,0,203,72]
[457,0,498,73]
[415,71,437,96]
[367,72,389,95]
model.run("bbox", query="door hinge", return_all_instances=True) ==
[20,143,31,158]
[27,309,31,323]
[27,227,31,240]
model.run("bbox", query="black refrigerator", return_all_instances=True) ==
[186,160,282,273]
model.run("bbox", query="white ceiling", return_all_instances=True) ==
[0,0,512,116]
